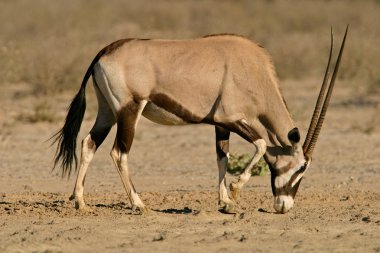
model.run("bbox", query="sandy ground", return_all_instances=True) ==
[0,80,379,253]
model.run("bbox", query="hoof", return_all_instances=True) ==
[132,204,150,215]
[76,204,94,213]
[230,183,240,201]
[70,195,91,212]
[220,203,238,214]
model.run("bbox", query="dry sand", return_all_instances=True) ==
[0,80,379,253]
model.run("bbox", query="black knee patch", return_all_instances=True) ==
[90,126,112,149]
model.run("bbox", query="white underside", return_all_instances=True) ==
[142,101,188,125]
[95,61,190,126]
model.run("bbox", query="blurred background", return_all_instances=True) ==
[0,3,379,251]
[0,0,379,97]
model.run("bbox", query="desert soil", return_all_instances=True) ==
[0,80,379,253]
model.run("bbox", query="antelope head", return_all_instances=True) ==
[268,26,348,213]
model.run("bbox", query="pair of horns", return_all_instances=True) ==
[303,26,349,160]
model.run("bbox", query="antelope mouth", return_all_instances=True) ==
[274,195,294,214]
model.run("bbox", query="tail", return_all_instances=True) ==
[52,39,132,177]
[52,54,100,177]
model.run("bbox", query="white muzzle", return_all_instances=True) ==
[274,195,294,213]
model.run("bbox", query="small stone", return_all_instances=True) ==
[362,216,371,223]
[222,220,230,225]
[193,210,204,216]
[153,232,166,241]
[239,235,247,242]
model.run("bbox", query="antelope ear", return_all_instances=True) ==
[288,127,300,144]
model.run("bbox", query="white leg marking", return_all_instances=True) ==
[230,139,266,197]
[121,153,145,207]
[71,134,96,209]
[217,156,232,205]
[110,101,148,213]
[111,148,146,211]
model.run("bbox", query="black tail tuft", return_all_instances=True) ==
[52,84,86,178]
[51,39,130,177]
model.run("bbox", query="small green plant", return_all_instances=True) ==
[227,153,269,176]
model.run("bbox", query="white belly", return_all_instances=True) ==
[142,101,188,125]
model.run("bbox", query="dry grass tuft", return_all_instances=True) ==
[16,101,57,123]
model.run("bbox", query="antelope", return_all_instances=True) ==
[53,26,348,214]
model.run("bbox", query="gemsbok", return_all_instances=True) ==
[53,26,348,214]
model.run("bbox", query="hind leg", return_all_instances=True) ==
[110,100,147,214]
[70,87,115,210]
[69,134,97,210]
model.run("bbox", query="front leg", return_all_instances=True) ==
[230,139,266,201]
[215,126,236,213]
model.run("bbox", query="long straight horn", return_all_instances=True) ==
[303,27,334,154]
[304,25,349,159]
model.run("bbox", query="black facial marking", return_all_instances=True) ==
[292,178,302,197]
[270,163,305,198]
